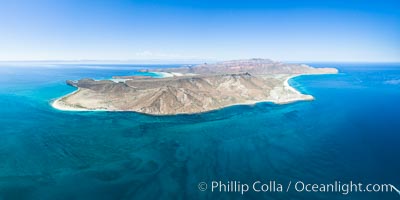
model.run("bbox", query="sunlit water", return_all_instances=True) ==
[0,63,399,200]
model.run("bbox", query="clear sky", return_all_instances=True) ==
[0,0,399,62]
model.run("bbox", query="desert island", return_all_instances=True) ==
[52,59,338,115]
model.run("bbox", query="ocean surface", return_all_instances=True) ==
[0,63,399,200]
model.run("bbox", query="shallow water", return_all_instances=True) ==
[0,63,399,200]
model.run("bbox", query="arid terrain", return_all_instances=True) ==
[52,59,338,115]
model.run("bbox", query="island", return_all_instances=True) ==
[52,59,338,115]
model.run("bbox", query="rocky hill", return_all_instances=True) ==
[53,59,338,115]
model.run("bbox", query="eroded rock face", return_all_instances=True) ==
[53,59,338,115]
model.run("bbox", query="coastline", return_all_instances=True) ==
[284,74,303,95]
[51,88,109,112]
[151,72,174,78]
[51,88,87,111]
[278,74,314,103]
[151,72,197,78]
[218,74,312,107]
[50,74,315,114]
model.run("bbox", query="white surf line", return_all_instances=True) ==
[151,72,174,78]
[390,184,400,196]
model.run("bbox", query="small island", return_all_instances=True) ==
[52,59,338,115]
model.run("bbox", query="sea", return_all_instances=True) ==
[0,63,399,200]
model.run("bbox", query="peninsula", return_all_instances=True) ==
[52,59,338,115]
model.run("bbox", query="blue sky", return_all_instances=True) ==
[0,0,399,62]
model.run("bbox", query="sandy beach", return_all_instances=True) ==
[51,89,88,111]
[151,72,197,78]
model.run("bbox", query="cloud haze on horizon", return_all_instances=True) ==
[0,0,399,62]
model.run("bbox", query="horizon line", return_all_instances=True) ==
[0,59,400,64]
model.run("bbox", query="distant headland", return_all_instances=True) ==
[52,59,338,115]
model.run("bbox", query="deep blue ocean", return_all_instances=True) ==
[0,63,399,200]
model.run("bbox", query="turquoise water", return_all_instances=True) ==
[0,63,399,200]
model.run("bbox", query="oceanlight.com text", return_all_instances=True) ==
[197,180,400,196]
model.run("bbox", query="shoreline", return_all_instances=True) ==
[151,71,197,78]
[50,73,315,114]
[151,72,174,78]
[51,88,87,111]
[284,74,303,95]
[51,88,107,112]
